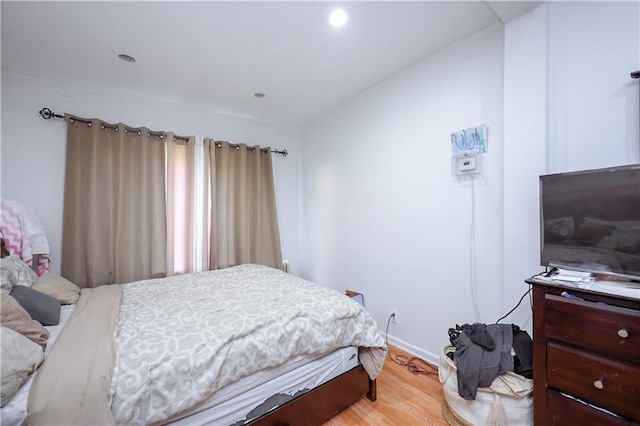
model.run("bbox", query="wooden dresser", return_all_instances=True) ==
[528,280,640,425]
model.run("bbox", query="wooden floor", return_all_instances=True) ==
[324,346,447,425]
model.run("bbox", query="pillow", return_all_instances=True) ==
[1,256,38,293]
[0,326,44,407]
[0,293,49,349]
[10,286,61,326]
[32,273,81,305]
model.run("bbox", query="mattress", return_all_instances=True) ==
[170,345,360,425]
[2,304,361,426]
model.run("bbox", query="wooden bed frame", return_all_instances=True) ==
[251,365,377,425]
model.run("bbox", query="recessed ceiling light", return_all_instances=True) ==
[254,93,266,98]
[329,9,348,27]
[118,53,136,63]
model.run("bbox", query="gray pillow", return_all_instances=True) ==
[9,286,61,326]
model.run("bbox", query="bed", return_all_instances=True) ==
[1,263,386,425]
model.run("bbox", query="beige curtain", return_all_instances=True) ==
[62,115,167,287]
[165,134,205,276]
[204,139,283,270]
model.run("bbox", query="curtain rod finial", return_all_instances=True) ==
[39,108,64,120]
[39,108,54,119]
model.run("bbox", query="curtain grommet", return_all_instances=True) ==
[87,122,92,127]
[69,118,75,124]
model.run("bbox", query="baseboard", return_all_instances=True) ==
[384,333,441,367]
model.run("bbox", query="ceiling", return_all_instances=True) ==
[1,1,542,128]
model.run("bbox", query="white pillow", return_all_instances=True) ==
[0,326,44,407]
[1,256,38,292]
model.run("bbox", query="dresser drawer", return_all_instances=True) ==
[546,389,632,425]
[547,342,640,422]
[545,294,640,363]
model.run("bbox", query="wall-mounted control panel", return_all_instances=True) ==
[452,154,482,178]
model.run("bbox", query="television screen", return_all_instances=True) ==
[540,164,640,281]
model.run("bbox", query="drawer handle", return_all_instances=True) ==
[594,379,604,390]
[617,329,629,338]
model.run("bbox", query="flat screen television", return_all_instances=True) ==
[540,164,640,281]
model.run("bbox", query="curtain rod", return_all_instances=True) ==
[38,107,288,157]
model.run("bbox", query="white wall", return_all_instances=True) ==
[299,25,506,362]
[1,71,301,276]
[547,1,639,172]
[502,5,547,332]
[299,1,640,362]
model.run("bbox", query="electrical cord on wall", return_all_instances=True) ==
[495,285,532,324]
[470,175,482,323]
[385,313,437,376]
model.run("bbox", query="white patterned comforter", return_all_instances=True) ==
[110,264,386,425]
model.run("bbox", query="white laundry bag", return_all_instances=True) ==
[439,345,533,426]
